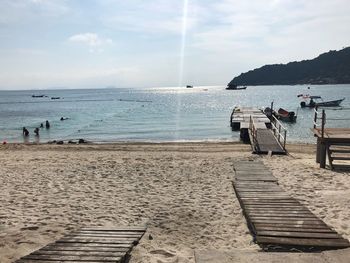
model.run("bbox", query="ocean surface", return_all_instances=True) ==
[0,85,349,143]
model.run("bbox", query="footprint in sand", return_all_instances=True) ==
[150,249,176,258]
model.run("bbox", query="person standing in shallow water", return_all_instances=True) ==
[45,120,50,129]
[22,127,29,136]
[34,127,39,136]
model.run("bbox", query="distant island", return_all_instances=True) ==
[228,47,350,86]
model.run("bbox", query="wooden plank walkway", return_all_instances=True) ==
[230,107,286,154]
[16,227,146,263]
[254,129,286,155]
[233,161,350,251]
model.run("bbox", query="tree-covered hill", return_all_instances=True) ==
[229,47,350,86]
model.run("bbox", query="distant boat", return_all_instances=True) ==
[299,95,345,107]
[51,97,61,100]
[32,95,45,98]
[186,85,193,88]
[226,84,247,90]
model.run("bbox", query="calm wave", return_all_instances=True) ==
[0,85,349,143]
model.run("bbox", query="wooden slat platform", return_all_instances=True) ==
[233,161,350,251]
[16,227,146,263]
[230,107,271,131]
[254,129,286,154]
[234,161,278,182]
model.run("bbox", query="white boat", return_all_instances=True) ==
[299,95,345,108]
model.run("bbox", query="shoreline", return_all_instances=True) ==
[0,141,317,153]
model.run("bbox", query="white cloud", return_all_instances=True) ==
[101,1,200,35]
[68,33,113,52]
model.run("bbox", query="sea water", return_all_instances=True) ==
[0,85,349,143]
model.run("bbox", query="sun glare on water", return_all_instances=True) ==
[175,0,190,139]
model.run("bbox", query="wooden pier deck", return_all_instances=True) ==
[312,107,350,169]
[233,161,350,251]
[16,227,146,263]
[230,107,286,155]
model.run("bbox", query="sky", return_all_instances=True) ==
[0,0,350,90]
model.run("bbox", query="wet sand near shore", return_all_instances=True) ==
[0,142,348,263]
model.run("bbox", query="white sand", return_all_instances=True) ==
[0,142,349,263]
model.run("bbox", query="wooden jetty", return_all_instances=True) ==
[16,227,146,263]
[230,107,287,154]
[233,161,350,251]
[312,108,350,169]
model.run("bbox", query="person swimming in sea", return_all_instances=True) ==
[22,127,29,136]
[60,117,69,121]
[45,120,50,129]
[34,127,39,136]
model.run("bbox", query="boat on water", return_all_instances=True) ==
[276,108,297,122]
[299,95,345,108]
[51,97,61,100]
[32,95,46,98]
[186,85,193,88]
[226,84,247,90]
[263,102,297,123]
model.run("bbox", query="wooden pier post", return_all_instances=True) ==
[319,140,327,168]
[316,138,321,163]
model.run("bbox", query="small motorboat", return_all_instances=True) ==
[186,85,193,88]
[51,97,61,100]
[276,108,297,122]
[226,84,247,90]
[300,95,345,108]
[32,94,45,98]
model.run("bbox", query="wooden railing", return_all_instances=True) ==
[313,107,326,138]
[270,115,287,150]
[249,115,258,149]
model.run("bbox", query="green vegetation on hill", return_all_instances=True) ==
[229,47,350,86]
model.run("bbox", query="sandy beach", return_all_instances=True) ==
[0,142,349,263]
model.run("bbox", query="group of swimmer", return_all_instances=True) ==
[23,120,50,137]
[22,117,69,137]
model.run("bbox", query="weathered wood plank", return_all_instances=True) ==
[65,234,142,239]
[50,242,131,248]
[22,254,122,262]
[17,261,105,263]
[256,236,350,247]
[253,223,331,229]
[247,212,316,218]
[254,226,337,233]
[257,230,342,239]
[64,235,140,240]
[31,250,125,257]
[243,204,307,208]
[57,238,135,244]
[245,208,311,212]
[251,219,327,225]
[80,227,146,232]
[243,201,302,204]
[71,233,143,236]
[41,245,129,252]
[250,216,319,220]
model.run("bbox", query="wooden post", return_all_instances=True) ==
[319,140,327,168]
[321,109,326,138]
[316,138,321,163]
